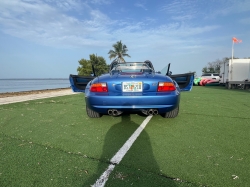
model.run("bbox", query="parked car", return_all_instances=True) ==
[69,61,194,118]
[201,73,220,81]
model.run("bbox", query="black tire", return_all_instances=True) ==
[161,106,179,118]
[86,106,102,118]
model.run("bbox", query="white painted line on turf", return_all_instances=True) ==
[92,115,153,187]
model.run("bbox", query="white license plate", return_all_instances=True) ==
[122,82,143,92]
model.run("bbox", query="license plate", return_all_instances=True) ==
[122,82,143,92]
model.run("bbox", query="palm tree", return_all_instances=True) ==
[108,40,131,63]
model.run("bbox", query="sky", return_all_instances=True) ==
[0,0,250,78]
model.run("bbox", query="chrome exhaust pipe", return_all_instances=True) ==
[147,109,154,116]
[153,109,158,115]
[108,109,123,116]
[142,110,148,115]
[108,109,113,116]
[113,109,118,116]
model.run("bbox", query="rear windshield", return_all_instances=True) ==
[202,73,211,76]
[213,74,219,76]
[111,63,153,73]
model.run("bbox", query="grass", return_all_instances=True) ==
[0,134,109,186]
[0,86,249,186]
[119,86,250,187]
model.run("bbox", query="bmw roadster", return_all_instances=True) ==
[69,61,194,118]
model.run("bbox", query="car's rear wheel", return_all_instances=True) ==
[86,106,102,118]
[162,106,179,118]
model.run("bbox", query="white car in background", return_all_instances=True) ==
[201,73,220,81]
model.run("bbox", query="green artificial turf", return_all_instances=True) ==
[0,133,109,186]
[0,94,145,162]
[106,164,199,187]
[0,87,249,186]
[120,86,250,187]
[0,94,187,186]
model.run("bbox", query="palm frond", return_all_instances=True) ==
[109,54,117,60]
[122,54,131,58]
[120,57,125,62]
[108,50,116,55]
[108,40,131,62]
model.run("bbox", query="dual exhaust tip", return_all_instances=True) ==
[108,109,123,116]
[142,109,158,116]
[108,109,158,116]
[146,109,158,116]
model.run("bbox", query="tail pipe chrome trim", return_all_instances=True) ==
[108,109,113,115]
[142,109,159,116]
[113,109,118,116]
[108,109,123,116]
[147,109,154,116]
[153,109,158,115]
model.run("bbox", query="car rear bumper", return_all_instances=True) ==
[85,91,180,114]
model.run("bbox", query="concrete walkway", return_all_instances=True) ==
[0,90,80,105]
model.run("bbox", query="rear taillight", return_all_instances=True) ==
[157,82,176,91]
[90,83,108,92]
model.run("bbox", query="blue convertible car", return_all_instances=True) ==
[69,61,194,118]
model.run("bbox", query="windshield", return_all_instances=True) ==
[111,62,153,73]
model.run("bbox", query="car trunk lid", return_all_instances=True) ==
[98,73,170,92]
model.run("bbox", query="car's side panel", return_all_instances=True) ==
[169,73,194,91]
[69,74,96,92]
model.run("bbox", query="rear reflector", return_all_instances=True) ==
[90,83,108,92]
[157,82,176,91]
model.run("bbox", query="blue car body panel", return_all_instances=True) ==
[69,75,96,93]
[70,77,85,92]
[177,75,194,91]
[85,88,180,113]
[69,65,193,115]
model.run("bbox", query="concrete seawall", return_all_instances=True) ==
[0,89,80,105]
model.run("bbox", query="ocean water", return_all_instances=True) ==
[0,79,70,93]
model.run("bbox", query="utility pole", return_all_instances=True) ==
[231,41,234,81]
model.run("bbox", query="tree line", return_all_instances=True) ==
[77,40,130,76]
